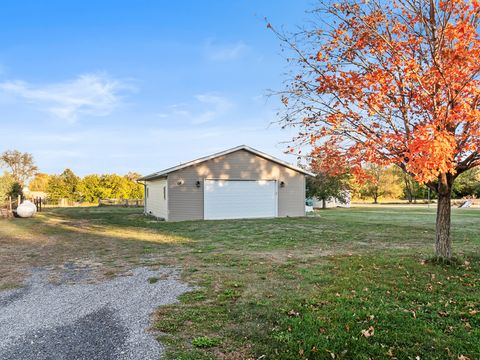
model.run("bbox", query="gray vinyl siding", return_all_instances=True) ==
[167,149,305,221]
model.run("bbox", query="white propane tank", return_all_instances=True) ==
[16,200,37,218]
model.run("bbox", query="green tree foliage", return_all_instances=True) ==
[306,172,350,208]
[357,165,403,204]
[98,174,131,200]
[453,167,480,198]
[29,173,50,192]
[0,172,23,202]
[47,171,144,203]
[124,172,144,199]
[95,174,144,201]
[46,175,71,202]
[77,175,102,203]
[10,182,24,200]
[61,169,80,200]
[400,173,424,203]
[0,150,38,186]
[391,166,429,203]
[46,169,81,202]
[0,172,14,200]
[0,150,143,204]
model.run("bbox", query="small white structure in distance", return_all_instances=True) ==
[459,200,473,208]
[16,200,37,218]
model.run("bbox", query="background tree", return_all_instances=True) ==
[306,173,350,208]
[77,175,102,203]
[46,169,80,202]
[0,150,38,186]
[453,167,480,198]
[124,172,144,199]
[124,171,141,182]
[400,172,424,204]
[29,173,50,192]
[0,173,13,201]
[307,160,350,208]
[60,169,80,201]
[0,172,22,202]
[0,173,14,201]
[274,0,480,259]
[77,173,144,203]
[100,174,130,200]
[357,165,403,203]
[9,182,23,200]
[46,175,70,202]
[128,182,144,199]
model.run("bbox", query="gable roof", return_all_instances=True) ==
[138,145,314,181]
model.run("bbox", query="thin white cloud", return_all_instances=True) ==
[191,94,233,124]
[157,93,234,125]
[0,73,132,122]
[204,39,249,61]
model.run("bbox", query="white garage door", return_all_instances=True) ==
[204,180,277,220]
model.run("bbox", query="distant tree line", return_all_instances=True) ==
[307,162,480,204]
[3,148,478,206]
[1,149,144,205]
[31,169,144,203]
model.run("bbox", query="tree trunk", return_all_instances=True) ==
[322,198,326,209]
[404,177,413,203]
[406,190,413,203]
[435,174,453,259]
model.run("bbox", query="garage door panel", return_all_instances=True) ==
[204,180,277,220]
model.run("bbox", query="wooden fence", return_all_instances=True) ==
[0,205,12,219]
[98,199,144,207]
[1,196,20,219]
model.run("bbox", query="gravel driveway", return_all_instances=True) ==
[0,266,190,360]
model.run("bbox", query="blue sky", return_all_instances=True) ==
[0,0,311,176]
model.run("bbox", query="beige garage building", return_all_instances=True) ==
[138,145,313,221]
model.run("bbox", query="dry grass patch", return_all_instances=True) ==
[0,210,188,288]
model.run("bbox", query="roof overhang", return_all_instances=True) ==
[137,145,315,182]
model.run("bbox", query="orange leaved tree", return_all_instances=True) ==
[273,0,480,259]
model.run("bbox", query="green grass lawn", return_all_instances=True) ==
[1,206,479,359]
